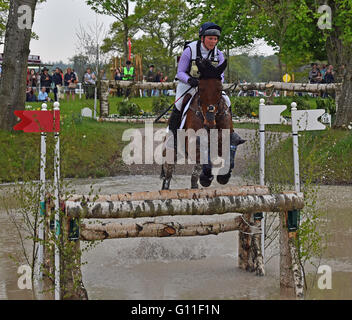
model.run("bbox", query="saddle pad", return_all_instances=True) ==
[180,92,197,129]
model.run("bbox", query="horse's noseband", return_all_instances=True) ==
[206,105,216,123]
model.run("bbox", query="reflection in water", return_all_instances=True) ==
[1,176,351,300]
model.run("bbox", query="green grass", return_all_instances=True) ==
[264,128,352,185]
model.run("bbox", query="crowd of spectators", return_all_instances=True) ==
[19,61,337,103]
[308,63,334,84]
[112,62,169,97]
[308,63,335,98]
[25,67,81,102]
[143,64,169,97]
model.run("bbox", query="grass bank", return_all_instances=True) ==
[263,128,352,185]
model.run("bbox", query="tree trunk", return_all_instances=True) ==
[0,0,37,131]
[334,70,352,128]
[325,7,352,128]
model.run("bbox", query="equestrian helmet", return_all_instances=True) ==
[199,22,221,37]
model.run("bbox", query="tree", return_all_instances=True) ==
[86,0,135,62]
[0,0,9,44]
[188,0,352,127]
[133,0,192,77]
[100,0,194,78]
[0,0,39,131]
[75,20,110,77]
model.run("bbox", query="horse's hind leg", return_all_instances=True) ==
[191,164,202,189]
[161,162,175,190]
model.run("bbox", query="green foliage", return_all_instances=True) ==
[151,95,171,115]
[231,97,259,117]
[117,98,142,116]
[316,97,336,115]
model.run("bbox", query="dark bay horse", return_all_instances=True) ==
[161,59,238,190]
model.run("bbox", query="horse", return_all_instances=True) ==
[161,59,241,190]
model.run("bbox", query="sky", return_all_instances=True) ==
[2,0,276,64]
[30,0,116,63]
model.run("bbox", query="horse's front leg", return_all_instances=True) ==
[191,164,202,189]
[161,162,175,190]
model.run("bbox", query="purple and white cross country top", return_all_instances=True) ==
[176,42,225,84]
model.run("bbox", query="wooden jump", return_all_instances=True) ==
[45,185,305,300]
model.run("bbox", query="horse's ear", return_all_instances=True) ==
[216,59,227,76]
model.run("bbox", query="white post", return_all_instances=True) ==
[37,103,47,281]
[53,101,61,300]
[258,98,266,261]
[78,83,82,100]
[291,102,300,192]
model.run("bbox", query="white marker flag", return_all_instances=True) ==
[291,109,326,132]
[259,105,287,125]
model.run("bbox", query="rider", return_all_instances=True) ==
[168,22,233,140]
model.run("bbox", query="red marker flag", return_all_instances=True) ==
[128,38,132,60]
[13,110,60,132]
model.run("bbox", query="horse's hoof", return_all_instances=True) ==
[199,173,214,187]
[162,180,170,190]
[217,172,231,185]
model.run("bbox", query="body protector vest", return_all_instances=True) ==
[123,66,134,80]
[186,40,220,79]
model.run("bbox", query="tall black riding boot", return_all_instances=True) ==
[168,107,182,149]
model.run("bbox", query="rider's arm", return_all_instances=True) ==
[176,47,192,84]
[218,50,225,83]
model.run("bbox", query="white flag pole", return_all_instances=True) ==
[291,102,300,192]
[37,103,47,281]
[53,101,61,300]
[258,98,266,261]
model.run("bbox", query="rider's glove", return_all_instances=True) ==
[187,77,199,87]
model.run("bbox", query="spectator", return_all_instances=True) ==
[114,68,123,96]
[114,68,123,80]
[52,67,63,102]
[122,60,134,97]
[324,64,334,83]
[323,65,335,98]
[28,69,37,88]
[122,60,134,81]
[320,64,327,81]
[36,71,41,90]
[26,87,37,102]
[83,68,96,99]
[38,87,50,102]
[146,65,155,97]
[64,67,77,102]
[161,73,168,95]
[153,71,162,96]
[308,63,320,84]
[40,68,52,94]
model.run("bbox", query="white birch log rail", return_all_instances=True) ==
[104,80,339,93]
[64,191,304,219]
[100,80,339,116]
[80,214,245,241]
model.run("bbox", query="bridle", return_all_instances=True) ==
[189,89,230,128]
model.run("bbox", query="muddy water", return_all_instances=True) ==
[0,176,351,300]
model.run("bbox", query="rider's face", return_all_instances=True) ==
[202,36,219,50]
